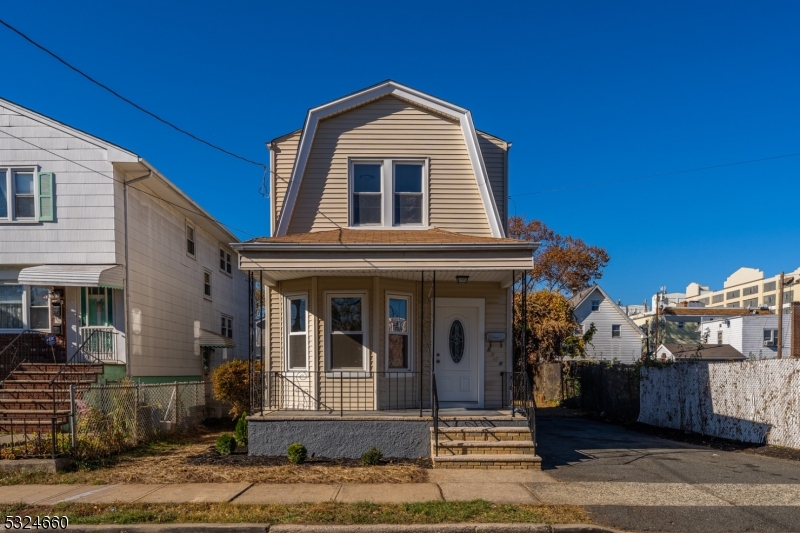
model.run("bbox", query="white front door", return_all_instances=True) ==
[434,299,484,406]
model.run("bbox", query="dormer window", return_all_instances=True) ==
[350,159,427,228]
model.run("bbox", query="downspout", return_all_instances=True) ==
[123,169,152,378]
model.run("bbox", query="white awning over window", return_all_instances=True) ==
[17,264,124,289]
[198,329,236,348]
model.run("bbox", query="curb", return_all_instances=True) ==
[63,524,622,533]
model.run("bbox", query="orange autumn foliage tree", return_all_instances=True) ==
[509,217,608,363]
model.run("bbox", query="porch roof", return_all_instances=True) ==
[232,228,536,286]
[199,329,236,348]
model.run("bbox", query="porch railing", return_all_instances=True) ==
[265,371,423,415]
[78,327,122,363]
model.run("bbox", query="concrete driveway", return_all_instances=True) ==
[536,411,800,532]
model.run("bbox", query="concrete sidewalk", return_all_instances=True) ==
[3,470,800,507]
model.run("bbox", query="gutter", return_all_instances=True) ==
[231,241,540,253]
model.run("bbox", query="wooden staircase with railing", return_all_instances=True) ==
[0,363,103,432]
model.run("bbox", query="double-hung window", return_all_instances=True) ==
[328,294,367,371]
[29,287,50,330]
[221,314,233,339]
[611,324,621,338]
[220,248,232,275]
[351,163,382,225]
[186,224,196,257]
[286,295,307,370]
[387,295,411,370]
[591,300,600,311]
[350,160,426,227]
[0,168,53,222]
[203,270,212,299]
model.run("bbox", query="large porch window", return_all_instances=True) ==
[387,294,412,371]
[328,294,368,371]
[286,294,308,370]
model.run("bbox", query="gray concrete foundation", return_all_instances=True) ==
[248,414,527,458]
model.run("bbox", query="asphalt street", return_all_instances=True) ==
[537,413,800,532]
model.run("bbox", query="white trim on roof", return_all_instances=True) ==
[273,81,505,238]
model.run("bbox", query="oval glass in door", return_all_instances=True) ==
[449,319,465,363]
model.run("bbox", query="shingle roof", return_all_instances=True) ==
[248,228,525,245]
[661,343,745,360]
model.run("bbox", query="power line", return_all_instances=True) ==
[0,129,259,238]
[0,17,267,170]
[511,152,800,197]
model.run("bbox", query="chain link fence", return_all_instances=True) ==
[640,360,800,449]
[1,381,206,460]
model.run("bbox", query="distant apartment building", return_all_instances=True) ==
[684,267,800,313]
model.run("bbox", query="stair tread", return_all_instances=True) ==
[433,454,542,462]
[437,440,534,447]
[0,409,71,414]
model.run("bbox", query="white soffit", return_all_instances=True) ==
[273,81,505,238]
[18,265,124,289]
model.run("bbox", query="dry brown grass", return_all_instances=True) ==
[0,430,429,485]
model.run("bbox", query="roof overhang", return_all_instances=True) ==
[18,264,124,289]
[232,241,534,286]
[199,329,236,348]
[273,81,504,238]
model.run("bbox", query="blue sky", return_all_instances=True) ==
[2,1,798,305]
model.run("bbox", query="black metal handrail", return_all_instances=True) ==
[432,372,439,457]
[265,370,423,414]
[0,330,60,382]
[48,329,111,387]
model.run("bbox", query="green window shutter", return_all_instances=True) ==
[80,287,87,327]
[106,289,113,325]
[38,172,54,221]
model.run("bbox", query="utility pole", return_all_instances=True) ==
[777,271,784,359]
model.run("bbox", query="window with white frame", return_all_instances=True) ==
[387,295,411,370]
[220,248,232,275]
[0,169,53,222]
[763,329,778,348]
[349,160,426,227]
[328,294,367,370]
[717,330,723,345]
[591,300,600,311]
[0,285,24,329]
[186,224,196,257]
[611,324,621,338]
[29,287,50,330]
[286,295,307,370]
[221,314,233,339]
[203,270,212,299]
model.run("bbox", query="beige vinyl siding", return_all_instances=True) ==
[477,131,507,228]
[269,276,508,409]
[286,96,493,237]
[270,131,301,233]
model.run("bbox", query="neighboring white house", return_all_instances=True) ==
[700,315,791,359]
[0,97,249,383]
[571,285,644,363]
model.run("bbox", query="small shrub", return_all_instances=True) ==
[234,411,248,447]
[287,442,307,465]
[216,434,237,455]
[211,360,250,419]
[361,446,383,466]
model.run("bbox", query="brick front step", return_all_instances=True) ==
[432,453,542,469]
[435,440,536,455]
[433,426,532,442]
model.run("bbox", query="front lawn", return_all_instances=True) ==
[0,428,428,485]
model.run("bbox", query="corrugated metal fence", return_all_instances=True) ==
[640,360,800,449]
